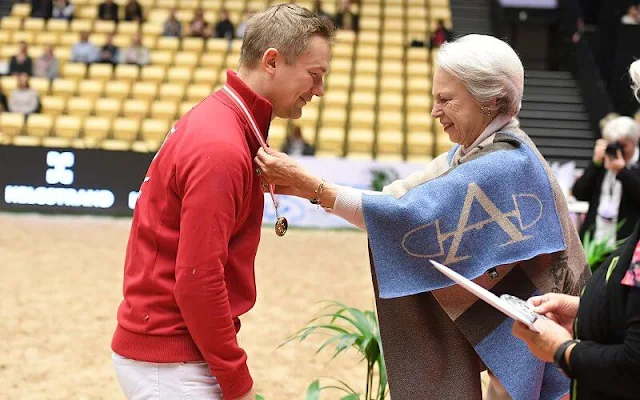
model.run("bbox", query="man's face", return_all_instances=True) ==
[269,36,330,120]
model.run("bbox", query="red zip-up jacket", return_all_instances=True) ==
[112,71,271,399]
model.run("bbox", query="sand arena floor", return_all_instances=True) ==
[0,212,378,399]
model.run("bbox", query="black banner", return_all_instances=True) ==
[0,145,153,215]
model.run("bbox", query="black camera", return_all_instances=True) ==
[605,141,624,158]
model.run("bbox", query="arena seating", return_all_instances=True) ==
[0,0,453,161]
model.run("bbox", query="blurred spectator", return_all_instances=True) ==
[9,74,40,115]
[119,34,149,66]
[124,0,143,22]
[430,19,452,48]
[52,0,74,21]
[572,116,640,244]
[98,0,119,23]
[97,33,119,65]
[313,0,332,20]
[0,82,8,112]
[9,42,33,76]
[33,46,59,80]
[71,31,98,64]
[621,5,639,25]
[188,8,209,38]
[214,9,235,39]
[31,0,53,20]
[335,0,360,32]
[281,125,316,156]
[162,8,182,37]
[235,10,254,39]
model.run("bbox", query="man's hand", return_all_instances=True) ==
[234,387,257,400]
[512,318,572,363]
[527,293,579,335]
[593,138,607,164]
[604,148,626,175]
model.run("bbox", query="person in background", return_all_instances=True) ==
[119,34,149,66]
[71,31,98,64]
[9,73,40,116]
[162,8,182,37]
[98,0,119,23]
[281,125,316,156]
[30,0,53,20]
[111,4,333,400]
[97,33,119,65]
[313,0,332,20]
[235,10,254,39]
[33,46,58,80]
[52,0,74,20]
[124,0,143,22]
[512,59,640,400]
[621,4,639,24]
[430,19,452,48]
[188,8,209,38]
[9,42,33,76]
[335,0,359,32]
[214,9,235,39]
[572,116,640,244]
[0,82,8,112]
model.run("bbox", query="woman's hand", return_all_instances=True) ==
[255,148,323,199]
[512,318,573,363]
[527,293,579,335]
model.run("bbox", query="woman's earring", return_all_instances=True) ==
[480,107,492,116]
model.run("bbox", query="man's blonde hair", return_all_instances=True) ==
[239,3,336,69]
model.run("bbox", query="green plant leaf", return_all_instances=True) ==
[256,395,265,400]
[340,394,360,400]
[305,379,321,400]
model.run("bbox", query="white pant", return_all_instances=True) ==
[112,352,223,399]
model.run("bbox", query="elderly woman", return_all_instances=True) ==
[572,116,640,244]
[513,60,640,400]
[256,35,589,399]
[256,34,590,399]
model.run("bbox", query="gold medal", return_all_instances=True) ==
[275,216,288,236]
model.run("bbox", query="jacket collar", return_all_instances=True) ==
[221,70,273,146]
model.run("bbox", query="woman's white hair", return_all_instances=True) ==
[435,34,524,116]
[603,116,640,144]
[629,59,640,102]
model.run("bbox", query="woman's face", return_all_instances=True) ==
[431,67,493,147]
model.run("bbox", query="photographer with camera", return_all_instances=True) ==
[573,115,640,244]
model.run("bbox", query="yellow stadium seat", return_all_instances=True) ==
[150,50,174,67]
[156,0,178,8]
[122,99,150,120]
[60,32,79,46]
[23,18,45,32]
[358,31,379,46]
[335,29,356,44]
[30,77,50,96]
[114,64,140,82]
[348,129,374,153]
[173,51,199,67]
[179,101,196,116]
[67,96,94,117]
[70,18,93,33]
[158,83,185,102]
[141,118,170,149]
[112,33,131,48]
[156,36,180,51]
[437,133,455,154]
[167,66,193,85]
[0,31,10,45]
[54,115,83,139]
[104,81,131,100]
[326,73,351,90]
[77,79,104,99]
[150,101,178,121]
[407,113,432,131]
[83,116,111,147]
[147,9,169,23]
[0,112,25,138]
[407,62,430,78]
[52,79,78,99]
[206,38,230,53]
[323,90,349,108]
[142,22,163,37]
[77,6,98,20]
[112,118,140,141]
[63,63,88,80]
[54,46,72,63]
[0,16,22,31]
[381,76,404,93]
[332,43,352,59]
[322,107,347,128]
[131,81,158,101]
[34,31,59,47]
[182,37,204,52]
[407,131,434,156]
[94,20,116,34]
[140,65,166,83]
[118,21,140,36]
[11,3,31,17]
[317,127,344,152]
[382,61,403,77]
[41,96,67,117]
[192,67,217,85]
[377,131,404,154]
[26,114,53,138]
[142,35,157,50]
[351,91,375,109]
[0,76,17,93]
[178,0,201,10]
[356,44,379,60]
[12,31,35,45]
[407,94,432,113]
[350,109,375,130]
[354,75,377,91]
[330,59,352,74]
[46,18,69,33]
[95,98,122,119]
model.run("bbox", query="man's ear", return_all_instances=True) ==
[261,48,279,76]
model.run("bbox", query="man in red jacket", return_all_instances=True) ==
[111,4,335,399]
